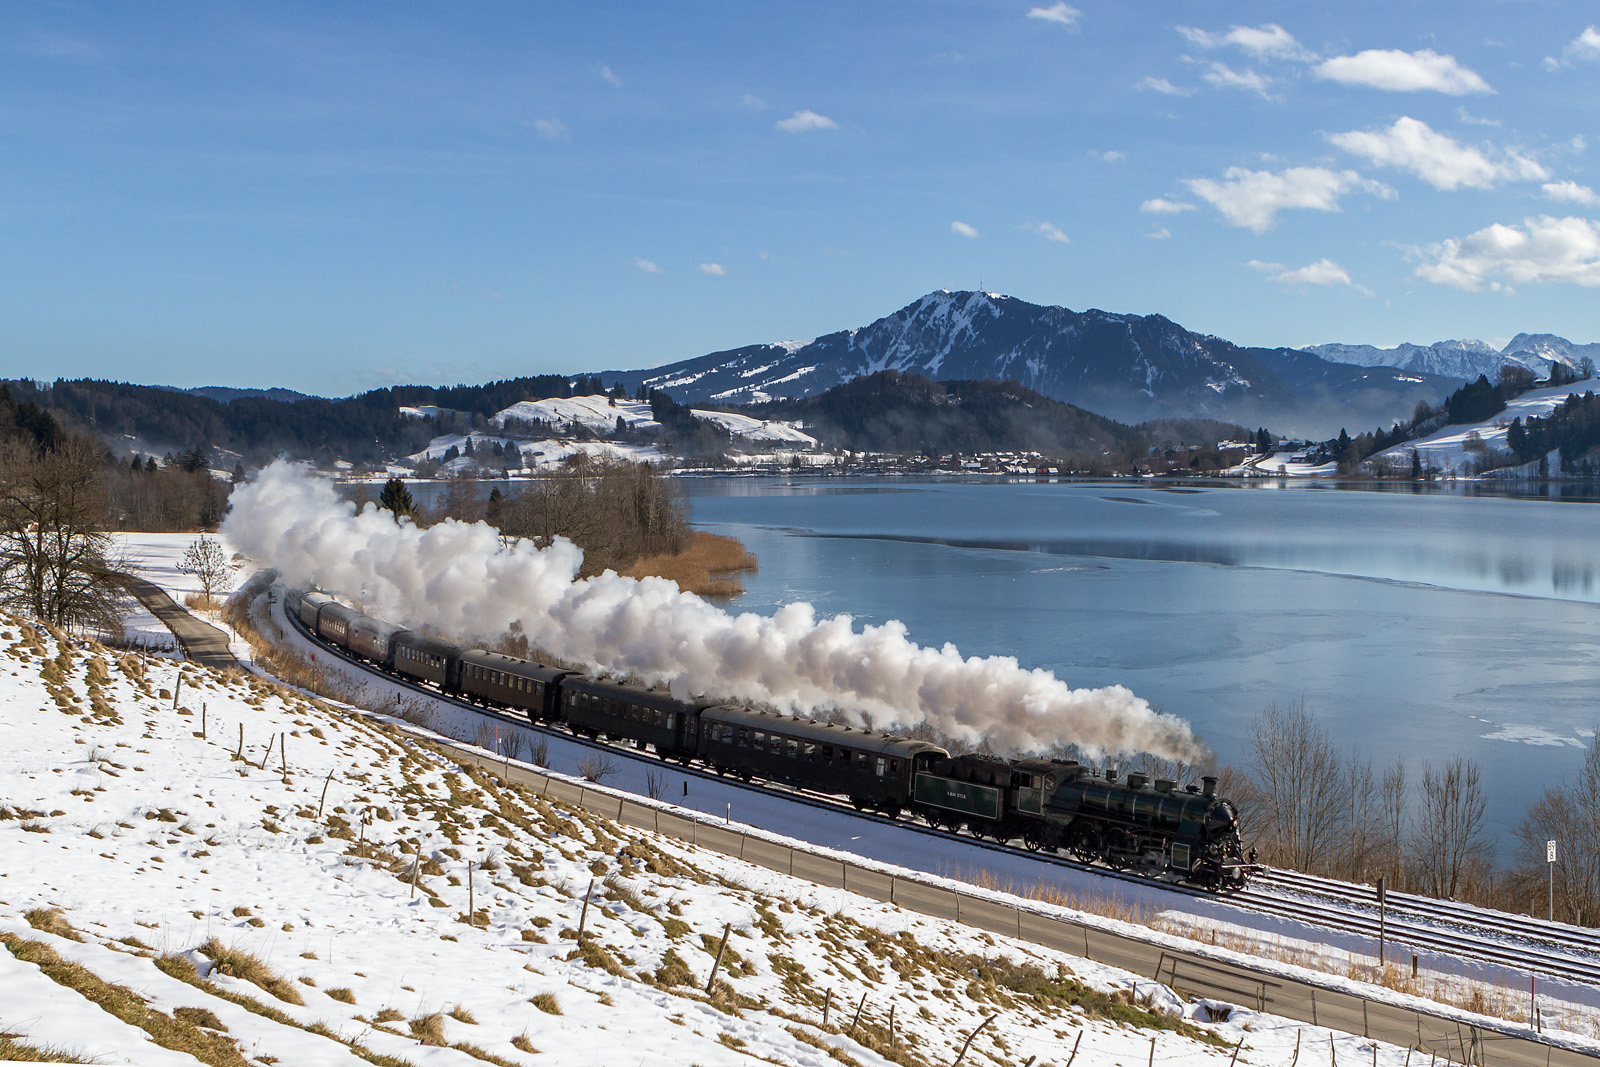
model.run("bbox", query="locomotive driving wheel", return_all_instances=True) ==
[1023,825,1046,852]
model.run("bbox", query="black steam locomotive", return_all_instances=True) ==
[285,586,1256,890]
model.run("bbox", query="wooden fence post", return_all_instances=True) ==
[1064,1031,1083,1067]
[847,991,867,1036]
[822,988,832,1029]
[951,1013,996,1066]
[468,862,474,926]
[705,922,732,994]
[317,769,333,819]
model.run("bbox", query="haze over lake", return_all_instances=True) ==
[683,476,1600,854]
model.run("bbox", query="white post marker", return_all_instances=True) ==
[1547,840,1557,921]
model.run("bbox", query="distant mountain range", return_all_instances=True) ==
[1305,334,1600,382]
[606,290,1460,438]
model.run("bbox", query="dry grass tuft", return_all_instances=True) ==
[0,1031,92,1062]
[198,939,305,1006]
[326,987,357,1004]
[23,907,83,942]
[528,992,562,1015]
[446,1004,477,1025]
[621,531,757,598]
[511,1033,540,1054]
[409,1011,447,1046]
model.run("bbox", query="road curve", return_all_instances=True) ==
[117,573,241,671]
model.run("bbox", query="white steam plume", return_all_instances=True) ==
[223,462,1204,761]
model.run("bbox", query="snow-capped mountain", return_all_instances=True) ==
[1303,339,1510,381]
[1306,334,1600,381]
[606,290,1456,436]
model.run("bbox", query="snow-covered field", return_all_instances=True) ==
[0,617,1387,1067]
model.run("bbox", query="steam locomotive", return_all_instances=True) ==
[284,586,1257,890]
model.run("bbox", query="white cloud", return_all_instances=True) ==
[1456,106,1501,128]
[1414,215,1600,291]
[775,109,838,133]
[1202,62,1272,96]
[1090,149,1126,163]
[1313,49,1491,94]
[1176,23,1313,61]
[598,64,622,87]
[633,257,662,274]
[1543,180,1600,207]
[1183,166,1391,232]
[1026,3,1081,28]
[1327,116,1547,191]
[1249,257,1374,296]
[1550,26,1600,67]
[1137,76,1194,96]
[1145,227,1172,240]
[950,221,980,238]
[531,118,568,141]
[1140,197,1195,214]
[741,93,769,110]
[699,262,727,276]
[1021,221,1071,243]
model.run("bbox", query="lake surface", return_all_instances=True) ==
[682,476,1600,855]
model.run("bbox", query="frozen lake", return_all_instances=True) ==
[682,476,1600,855]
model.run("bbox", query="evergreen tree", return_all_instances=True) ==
[231,461,247,484]
[378,478,416,521]
[1411,449,1422,479]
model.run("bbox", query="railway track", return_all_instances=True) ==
[276,593,1600,989]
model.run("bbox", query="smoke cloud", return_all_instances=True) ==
[223,462,1204,760]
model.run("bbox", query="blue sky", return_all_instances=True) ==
[3,2,1599,395]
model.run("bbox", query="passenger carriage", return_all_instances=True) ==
[558,676,707,760]
[697,706,946,812]
[392,632,463,690]
[459,650,571,722]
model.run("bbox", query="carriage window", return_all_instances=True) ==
[786,739,799,759]
[875,757,888,778]
[803,742,816,759]
[856,752,870,768]
[890,760,899,774]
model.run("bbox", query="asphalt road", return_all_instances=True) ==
[117,573,241,671]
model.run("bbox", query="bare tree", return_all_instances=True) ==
[1377,759,1408,889]
[0,438,126,634]
[177,534,235,600]
[578,752,620,783]
[1411,756,1489,899]
[1515,732,1600,924]
[1242,702,1351,874]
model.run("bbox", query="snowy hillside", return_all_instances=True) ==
[490,396,661,434]
[1370,378,1599,475]
[0,619,1344,1067]
[690,409,816,446]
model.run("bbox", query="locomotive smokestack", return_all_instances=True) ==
[1202,775,1217,797]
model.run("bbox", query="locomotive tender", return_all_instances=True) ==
[282,585,1256,890]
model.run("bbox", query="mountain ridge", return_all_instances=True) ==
[604,289,1458,437]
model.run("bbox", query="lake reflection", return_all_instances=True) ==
[684,477,1600,853]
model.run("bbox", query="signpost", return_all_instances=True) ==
[1547,840,1557,921]
[1376,875,1386,967]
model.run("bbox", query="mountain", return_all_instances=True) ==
[606,290,1456,438]
[1306,334,1600,380]
[753,371,1146,459]
[1303,339,1509,381]
[1501,333,1600,375]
